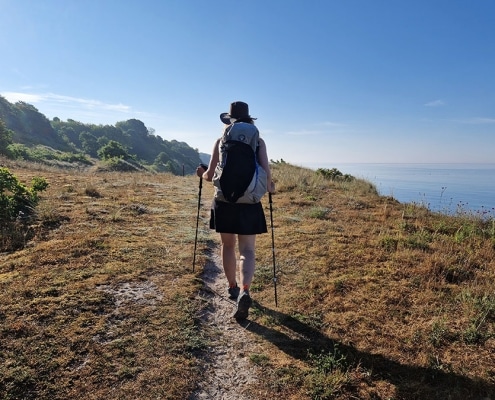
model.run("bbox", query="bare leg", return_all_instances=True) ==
[233,234,256,320]
[220,233,237,287]
[238,234,256,290]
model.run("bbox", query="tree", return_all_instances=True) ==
[79,131,99,157]
[0,119,13,156]
[97,140,130,160]
[153,151,173,172]
[154,151,170,165]
[116,119,149,138]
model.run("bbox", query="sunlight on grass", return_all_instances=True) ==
[1,160,494,399]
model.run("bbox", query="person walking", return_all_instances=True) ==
[197,101,274,320]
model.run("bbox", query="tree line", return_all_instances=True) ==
[0,95,202,174]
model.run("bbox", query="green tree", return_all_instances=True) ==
[79,131,99,157]
[153,151,173,172]
[97,136,109,148]
[154,151,170,165]
[97,140,130,160]
[165,160,180,174]
[0,119,13,156]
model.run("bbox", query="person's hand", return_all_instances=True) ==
[269,181,276,193]
[196,165,206,178]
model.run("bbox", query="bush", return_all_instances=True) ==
[0,167,48,224]
[6,143,92,165]
[316,167,354,182]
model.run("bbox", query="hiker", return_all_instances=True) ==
[196,101,275,320]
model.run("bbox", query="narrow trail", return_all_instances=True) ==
[190,251,263,400]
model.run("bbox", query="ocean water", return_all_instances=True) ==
[303,163,495,217]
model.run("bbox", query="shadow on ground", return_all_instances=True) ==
[240,303,495,400]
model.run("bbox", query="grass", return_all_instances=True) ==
[1,158,494,399]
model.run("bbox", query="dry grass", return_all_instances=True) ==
[1,160,208,399]
[1,158,494,399]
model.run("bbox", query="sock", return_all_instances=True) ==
[242,284,250,292]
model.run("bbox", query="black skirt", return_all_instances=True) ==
[210,199,268,235]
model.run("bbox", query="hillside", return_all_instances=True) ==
[0,95,202,174]
[0,158,494,399]
[0,97,71,151]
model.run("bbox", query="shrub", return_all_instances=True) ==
[308,207,331,220]
[1,168,47,221]
[1,168,49,249]
[317,167,354,182]
[6,143,92,165]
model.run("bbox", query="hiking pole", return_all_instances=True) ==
[193,164,207,272]
[269,192,278,307]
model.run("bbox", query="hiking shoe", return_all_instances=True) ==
[228,285,240,300]
[233,291,252,320]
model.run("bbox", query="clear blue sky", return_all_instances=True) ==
[1,0,494,165]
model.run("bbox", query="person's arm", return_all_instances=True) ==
[257,138,275,193]
[196,139,220,181]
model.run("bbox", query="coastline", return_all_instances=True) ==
[300,162,495,215]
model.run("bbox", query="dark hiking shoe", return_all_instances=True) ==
[228,285,240,300]
[233,291,252,320]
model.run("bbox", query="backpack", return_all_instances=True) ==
[212,122,268,204]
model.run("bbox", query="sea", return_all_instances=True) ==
[302,163,495,218]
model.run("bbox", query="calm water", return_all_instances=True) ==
[303,163,495,216]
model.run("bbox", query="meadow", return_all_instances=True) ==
[1,158,494,399]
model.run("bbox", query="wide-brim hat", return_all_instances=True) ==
[220,101,257,124]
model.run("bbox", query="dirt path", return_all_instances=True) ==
[190,251,263,400]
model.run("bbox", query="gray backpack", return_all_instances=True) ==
[212,122,267,203]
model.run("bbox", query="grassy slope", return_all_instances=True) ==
[0,160,494,399]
